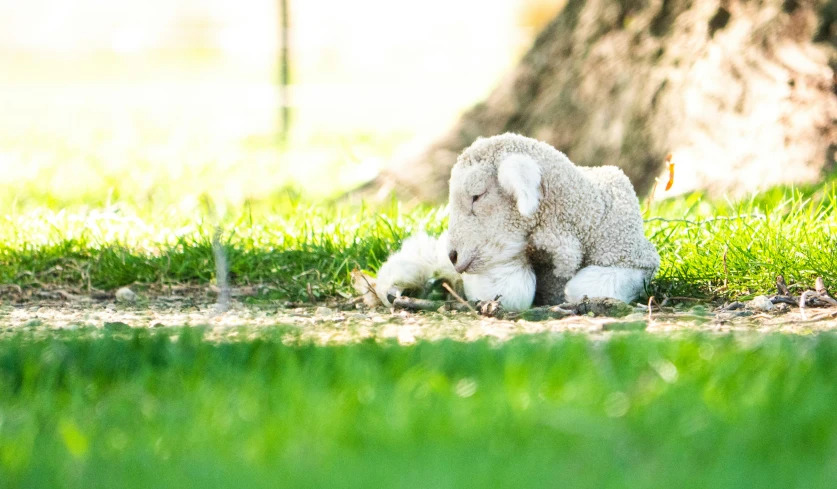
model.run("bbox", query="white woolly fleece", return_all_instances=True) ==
[564,266,648,303]
[374,232,460,306]
[462,261,536,311]
[373,232,536,311]
[447,133,660,305]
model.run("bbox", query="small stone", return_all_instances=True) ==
[748,295,775,312]
[567,297,633,318]
[315,306,334,317]
[720,301,745,311]
[115,287,138,303]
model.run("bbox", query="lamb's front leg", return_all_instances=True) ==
[529,229,583,306]
[374,232,462,306]
[462,259,536,311]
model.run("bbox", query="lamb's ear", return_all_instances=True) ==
[497,154,542,217]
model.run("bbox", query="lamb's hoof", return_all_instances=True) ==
[476,299,503,318]
[386,287,402,305]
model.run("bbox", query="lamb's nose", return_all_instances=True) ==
[448,250,458,266]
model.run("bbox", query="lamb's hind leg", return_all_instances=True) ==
[564,266,649,304]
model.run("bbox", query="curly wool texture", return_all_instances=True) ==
[448,133,660,305]
[373,232,461,307]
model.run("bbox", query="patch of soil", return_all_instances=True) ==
[3,292,837,344]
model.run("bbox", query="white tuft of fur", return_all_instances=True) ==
[564,266,647,303]
[374,232,461,306]
[463,260,536,311]
[497,153,542,217]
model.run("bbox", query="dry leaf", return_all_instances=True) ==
[664,153,675,191]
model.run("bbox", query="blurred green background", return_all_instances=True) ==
[0,0,568,210]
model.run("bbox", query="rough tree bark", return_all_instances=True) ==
[368,0,837,204]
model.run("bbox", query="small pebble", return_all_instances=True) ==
[315,306,333,316]
[721,301,745,311]
[116,287,138,303]
[748,295,775,312]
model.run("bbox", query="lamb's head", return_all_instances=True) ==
[446,152,542,274]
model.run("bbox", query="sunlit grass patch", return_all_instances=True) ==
[648,183,837,299]
[0,200,448,302]
[1,181,836,303]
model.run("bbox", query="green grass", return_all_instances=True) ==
[649,182,837,299]
[2,328,837,489]
[2,180,836,303]
[0,200,449,302]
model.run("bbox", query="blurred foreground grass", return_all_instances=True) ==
[2,328,837,489]
[1,178,836,302]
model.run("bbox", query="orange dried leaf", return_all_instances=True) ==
[664,153,675,191]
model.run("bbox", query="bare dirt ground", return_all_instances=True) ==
[3,293,837,344]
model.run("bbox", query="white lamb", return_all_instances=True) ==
[374,133,660,310]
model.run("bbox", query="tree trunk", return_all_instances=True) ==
[369,0,837,204]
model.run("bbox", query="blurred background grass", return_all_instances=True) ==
[0,0,567,211]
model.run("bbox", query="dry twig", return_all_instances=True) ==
[799,290,819,319]
[442,282,476,313]
[776,275,790,296]
[306,283,316,304]
[392,297,444,312]
[815,277,837,306]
